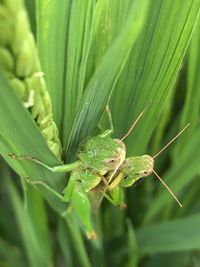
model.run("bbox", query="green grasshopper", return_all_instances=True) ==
[9,106,189,239]
[90,123,189,210]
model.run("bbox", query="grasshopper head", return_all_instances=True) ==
[120,155,154,187]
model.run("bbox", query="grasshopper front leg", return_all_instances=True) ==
[9,153,81,172]
[99,105,114,138]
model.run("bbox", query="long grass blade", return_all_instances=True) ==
[136,213,200,252]
[0,74,67,213]
[110,0,200,155]
[66,0,149,161]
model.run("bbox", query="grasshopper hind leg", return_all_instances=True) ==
[71,189,96,239]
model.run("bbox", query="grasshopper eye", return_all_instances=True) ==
[103,158,116,164]
[124,175,128,180]
[138,170,149,177]
[141,169,152,177]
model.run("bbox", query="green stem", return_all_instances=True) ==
[64,213,92,267]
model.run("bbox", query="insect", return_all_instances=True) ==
[9,106,189,239]
[89,123,189,209]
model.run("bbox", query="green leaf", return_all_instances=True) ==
[126,219,139,267]
[141,252,191,267]
[0,237,26,267]
[174,14,200,157]
[8,177,52,267]
[36,0,71,129]
[24,0,36,36]
[143,128,200,223]
[64,213,92,267]
[57,219,73,267]
[62,0,95,146]
[110,0,200,155]
[24,183,53,265]
[0,74,67,213]
[136,213,200,252]
[66,0,149,161]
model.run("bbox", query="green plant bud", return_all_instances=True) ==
[11,8,29,55]
[0,21,13,45]
[3,70,14,79]
[26,33,39,72]
[9,78,26,99]
[42,92,53,113]
[0,4,14,45]
[31,97,46,122]
[0,0,62,159]
[47,141,61,160]
[40,114,53,130]
[0,4,9,20]
[16,38,35,77]
[3,0,22,14]
[25,75,40,92]
[23,89,34,108]
[42,125,55,141]
[0,46,14,71]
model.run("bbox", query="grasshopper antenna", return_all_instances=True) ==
[121,101,152,141]
[153,123,190,159]
[153,170,182,207]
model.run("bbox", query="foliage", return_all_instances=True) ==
[0,0,200,266]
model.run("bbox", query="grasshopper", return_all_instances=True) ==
[9,106,189,239]
[89,123,189,210]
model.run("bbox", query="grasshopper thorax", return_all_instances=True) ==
[78,135,126,175]
[120,155,154,187]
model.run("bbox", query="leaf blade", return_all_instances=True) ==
[66,0,149,161]
[136,213,200,252]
